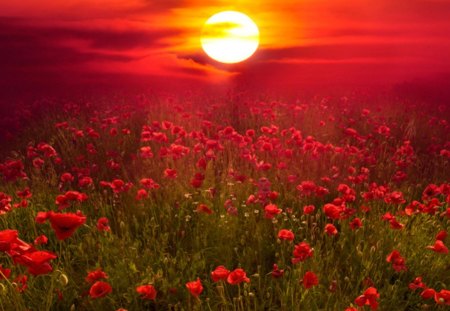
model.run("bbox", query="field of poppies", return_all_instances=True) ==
[0,93,449,310]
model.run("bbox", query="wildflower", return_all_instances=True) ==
[386,250,407,272]
[264,204,281,219]
[302,271,319,289]
[277,229,295,241]
[325,224,338,236]
[211,266,230,282]
[136,284,157,300]
[186,278,203,297]
[292,242,314,264]
[426,240,449,254]
[227,268,250,285]
[89,281,112,299]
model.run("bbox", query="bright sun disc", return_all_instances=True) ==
[201,11,259,64]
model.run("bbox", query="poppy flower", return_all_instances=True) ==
[436,230,447,241]
[277,229,295,241]
[355,287,380,310]
[186,278,203,297]
[323,203,342,220]
[435,289,450,305]
[408,277,426,291]
[292,242,314,264]
[421,288,436,299]
[135,189,148,201]
[211,266,230,282]
[136,284,157,300]
[34,235,48,245]
[303,205,315,215]
[46,211,87,240]
[324,224,338,236]
[227,268,250,285]
[96,217,110,232]
[350,217,362,230]
[0,265,11,279]
[21,250,57,276]
[163,168,177,179]
[0,229,19,251]
[302,271,318,289]
[386,250,407,272]
[271,264,284,279]
[89,281,112,299]
[264,204,281,219]
[426,240,449,254]
[86,268,108,283]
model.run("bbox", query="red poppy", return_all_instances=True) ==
[408,277,426,291]
[436,230,447,241]
[46,211,86,240]
[96,217,110,232]
[426,240,449,254]
[211,265,230,282]
[186,278,203,297]
[324,224,338,236]
[350,217,362,230]
[197,204,213,215]
[421,288,436,299]
[355,287,380,310]
[89,281,112,299]
[163,168,177,179]
[302,271,318,289]
[135,189,148,201]
[303,205,315,215]
[21,250,57,276]
[0,265,11,279]
[264,204,281,219]
[323,203,342,220]
[86,268,108,283]
[271,264,284,279]
[136,284,157,300]
[0,229,19,251]
[435,289,450,305]
[227,268,250,285]
[34,234,48,245]
[277,229,295,241]
[292,242,314,264]
[386,250,407,272]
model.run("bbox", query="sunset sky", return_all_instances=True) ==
[1,0,450,96]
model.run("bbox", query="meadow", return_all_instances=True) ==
[0,93,449,310]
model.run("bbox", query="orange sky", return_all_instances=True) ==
[1,0,450,95]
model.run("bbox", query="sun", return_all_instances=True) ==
[201,11,259,64]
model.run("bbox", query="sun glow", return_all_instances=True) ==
[201,11,259,64]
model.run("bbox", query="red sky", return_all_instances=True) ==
[1,0,450,96]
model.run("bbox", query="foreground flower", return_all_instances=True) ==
[89,281,112,299]
[355,287,380,310]
[46,211,87,240]
[20,250,57,276]
[0,229,19,251]
[386,250,407,272]
[86,268,108,283]
[277,229,295,241]
[325,224,338,236]
[264,204,281,219]
[186,278,203,297]
[211,266,230,282]
[426,240,449,254]
[302,271,319,289]
[292,242,314,264]
[271,264,284,279]
[435,289,450,305]
[136,284,157,300]
[227,268,250,285]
